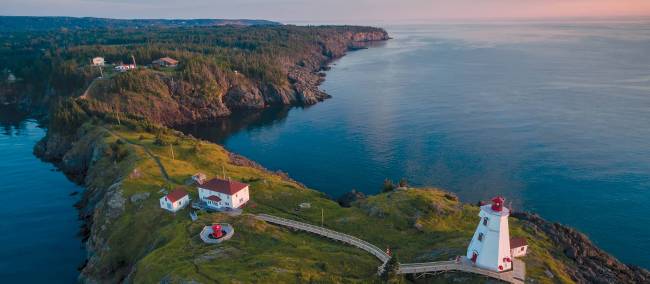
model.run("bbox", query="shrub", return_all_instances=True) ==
[382,179,395,193]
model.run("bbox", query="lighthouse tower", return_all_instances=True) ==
[466,196,513,272]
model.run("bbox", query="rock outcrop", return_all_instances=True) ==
[513,212,650,283]
[337,189,366,207]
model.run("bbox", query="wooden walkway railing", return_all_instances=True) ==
[256,214,390,263]
[256,214,525,284]
[398,257,525,284]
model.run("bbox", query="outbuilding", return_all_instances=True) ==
[510,237,528,258]
[192,172,207,185]
[153,57,179,67]
[198,178,250,209]
[114,64,136,72]
[92,57,105,66]
[160,188,190,212]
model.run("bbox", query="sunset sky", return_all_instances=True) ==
[2,0,650,23]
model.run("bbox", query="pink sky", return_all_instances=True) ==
[1,0,650,23]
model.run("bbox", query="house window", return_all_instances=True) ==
[520,247,525,251]
[478,233,484,241]
[483,217,489,226]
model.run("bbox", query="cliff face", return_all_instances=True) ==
[80,29,389,127]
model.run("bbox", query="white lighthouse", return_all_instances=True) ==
[466,196,513,272]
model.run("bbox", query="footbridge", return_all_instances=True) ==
[256,214,525,284]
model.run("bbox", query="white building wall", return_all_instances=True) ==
[466,205,513,272]
[198,186,249,209]
[160,195,189,212]
[511,246,528,258]
[231,186,250,208]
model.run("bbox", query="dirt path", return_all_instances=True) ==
[102,126,171,182]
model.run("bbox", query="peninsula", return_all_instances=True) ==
[1,16,648,283]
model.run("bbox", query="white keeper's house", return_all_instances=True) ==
[160,188,190,212]
[466,196,527,272]
[198,178,250,209]
[92,57,105,66]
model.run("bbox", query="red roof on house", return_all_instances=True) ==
[166,188,188,203]
[200,178,249,195]
[207,195,222,202]
[510,237,528,249]
[154,57,179,65]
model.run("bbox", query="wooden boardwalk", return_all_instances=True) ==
[256,214,390,263]
[398,257,525,284]
[257,214,526,284]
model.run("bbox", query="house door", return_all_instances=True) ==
[471,252,478,263]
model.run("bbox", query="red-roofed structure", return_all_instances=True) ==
[201,178,249,195]
[167,188,188,203]
[160,188,190,212]
[153,57,179,67]
[198,178,250,209]
[510,237,529,257]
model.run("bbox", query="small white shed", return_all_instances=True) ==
[92,57,105,66]
[160,188,190,212]
[510,237,528,258]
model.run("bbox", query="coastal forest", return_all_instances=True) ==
[0,18,388,125]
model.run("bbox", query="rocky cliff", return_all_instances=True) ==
[81,29,389,127]
[513,212,650,283]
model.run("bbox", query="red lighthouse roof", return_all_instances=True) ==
[200,178,249,195]
[491,196,505,212]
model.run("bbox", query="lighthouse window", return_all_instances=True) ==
[478,233,484,241]
[483,217,489,226]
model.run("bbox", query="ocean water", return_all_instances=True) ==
[183,22,650,268]
[0,107,85,282]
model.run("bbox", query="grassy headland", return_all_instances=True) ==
[58,114,579,283]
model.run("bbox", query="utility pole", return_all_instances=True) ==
[222,165,226,179]
[321,208,324,227]
[170,144,175,160]
[115,107,121,125]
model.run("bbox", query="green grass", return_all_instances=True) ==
[78,122,576,283]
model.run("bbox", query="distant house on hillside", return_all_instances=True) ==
[152,57,179,67]
[114,64,136,72]
[7,73,16,83]
[160,188,190,212]
[92,57,105,66]
[198,178,250,210]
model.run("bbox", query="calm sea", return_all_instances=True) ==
[0,107,85,282]
[183,22,650,268]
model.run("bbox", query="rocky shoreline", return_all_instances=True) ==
[512,212,650,283]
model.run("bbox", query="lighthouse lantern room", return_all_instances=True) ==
[466,196,513,272]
